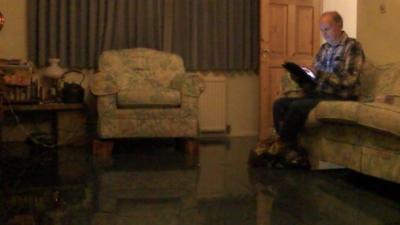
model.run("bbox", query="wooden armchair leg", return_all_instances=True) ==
[179,138,199,168]
[184,138,199,155]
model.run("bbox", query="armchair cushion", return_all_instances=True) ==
[117,86,181,108]
[99,48,185,88]
[115,70,164,90]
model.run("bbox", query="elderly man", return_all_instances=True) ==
[251,11,365,168]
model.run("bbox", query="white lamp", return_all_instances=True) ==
[42,58,65,101]
[44,58,65,79]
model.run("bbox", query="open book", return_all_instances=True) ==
[282,61,316,87]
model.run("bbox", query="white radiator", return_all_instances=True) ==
[199,72,227,133]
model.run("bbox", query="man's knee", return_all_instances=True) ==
[288,99,319,115]
[273,97,293,110]
[289,100,307,109]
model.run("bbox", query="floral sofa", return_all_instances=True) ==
[281,61,400,184]
[90,48,204,139]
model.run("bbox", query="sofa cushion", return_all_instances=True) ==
[358,60,382,101]
[361,146,400,184]
[304,109,322,128]
[117,87,181,108]
[374,63,400,97]
[357,103,400,136]
[314,101,361,124]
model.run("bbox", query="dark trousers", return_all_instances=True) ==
[273,94,350,146]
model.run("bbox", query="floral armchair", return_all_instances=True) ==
[90,48,205,139]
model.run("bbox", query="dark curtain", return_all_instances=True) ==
[28,0,259,70]
[28,0,164,68]
[170,0,259,70]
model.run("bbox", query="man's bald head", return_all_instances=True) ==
[321,11,343,29]
[320,11,344,45]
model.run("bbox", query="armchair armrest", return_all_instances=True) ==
[169,72,205,97]
[90,71,118,96]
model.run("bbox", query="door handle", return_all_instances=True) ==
[261,49,270,58]
[262,49,270,54]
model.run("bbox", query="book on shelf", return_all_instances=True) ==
[4,70,32,86]
[0,59,39,104]
[0,59,33,70]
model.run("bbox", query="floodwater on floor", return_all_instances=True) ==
[1,137,399,225]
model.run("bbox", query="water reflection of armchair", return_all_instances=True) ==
[90,48,205,145]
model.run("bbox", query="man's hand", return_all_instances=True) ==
[301,82,316,95]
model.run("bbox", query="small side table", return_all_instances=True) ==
[3,103,86,146]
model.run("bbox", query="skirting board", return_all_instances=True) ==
[229,131,258,137]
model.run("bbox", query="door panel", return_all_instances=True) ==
[295,6,315,56]
[259,0,321,140]
[270,68,286,103]
[269,4,288,55]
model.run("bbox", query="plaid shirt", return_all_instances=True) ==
[314,32,365,99]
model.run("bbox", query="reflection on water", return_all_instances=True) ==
[0,143,93,225]
[1,137,400,225]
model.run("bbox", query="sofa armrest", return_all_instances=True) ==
[169,72,205,97]
[90,71,118,96]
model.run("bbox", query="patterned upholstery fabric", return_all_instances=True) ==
[281,61,400,184]
[99,48,185,87]
[90,71,118,96]
[314,101,360,124]
[90,48,204,138]
[117,87,181,108]
[357,103,400,136]
[372,63,400,98]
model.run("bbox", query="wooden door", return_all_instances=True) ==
[259,0,322,140]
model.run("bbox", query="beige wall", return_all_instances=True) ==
[0,0,28,59]
[358,0,400,64]
[1,0,36,142]
[323,0,358,38]
[227,73,259,136]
